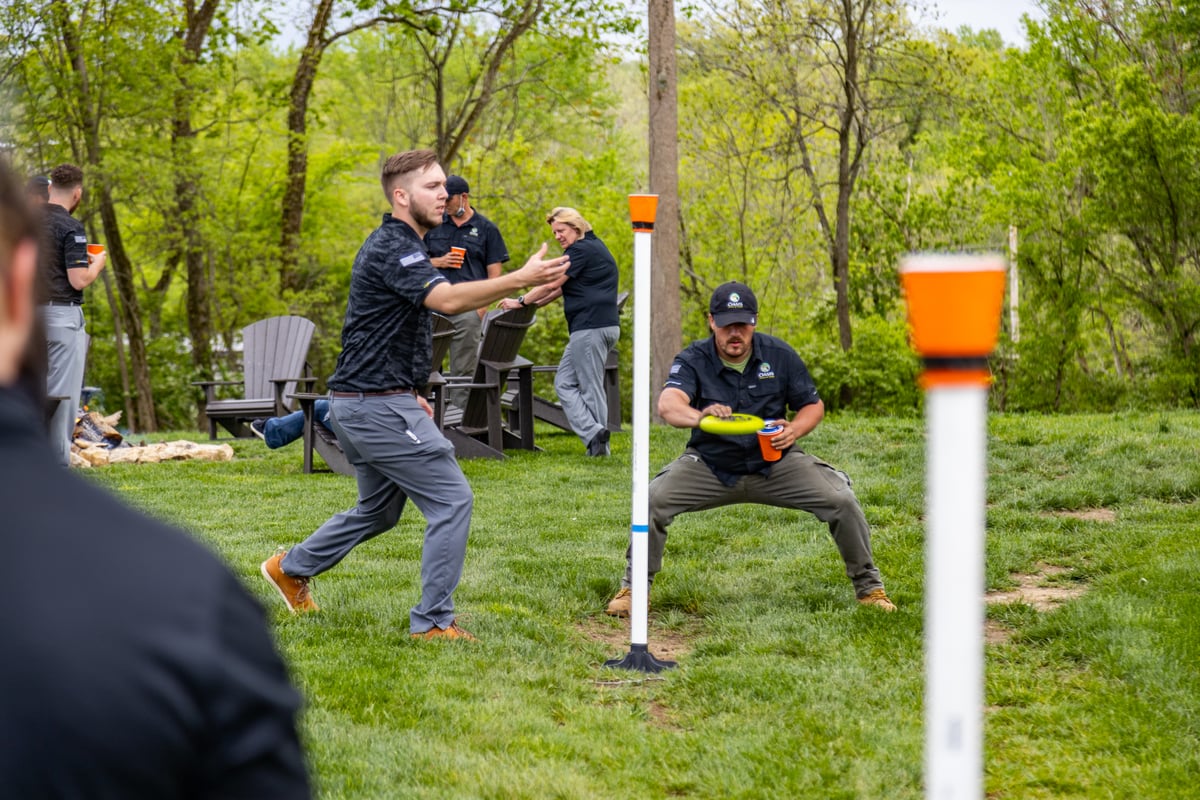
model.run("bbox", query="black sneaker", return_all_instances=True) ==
[249,418,267,441]
[586,428,610,457]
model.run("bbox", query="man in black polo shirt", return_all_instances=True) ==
[424,175,510,408]
[261,149,568,641]
[605,281,896,617]
[38,164,106,466]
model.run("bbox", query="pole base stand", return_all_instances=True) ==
[604,643,677,673]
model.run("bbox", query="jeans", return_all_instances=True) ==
[263,399,331,449]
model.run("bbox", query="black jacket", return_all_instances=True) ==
[0,388,310,799]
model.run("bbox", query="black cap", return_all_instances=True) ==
[709,281,758,326]
[26,175,50,201]
[445,175,470,196]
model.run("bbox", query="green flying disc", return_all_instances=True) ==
[698,413,765,436]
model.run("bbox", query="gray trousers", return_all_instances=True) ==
[42,305,87,467]
[281,393,473,633]
[444,309,483,409]
[555,325,619,446]
[622,448,885,598]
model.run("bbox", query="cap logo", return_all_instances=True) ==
[726,292,743,308]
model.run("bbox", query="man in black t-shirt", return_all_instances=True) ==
[604,282,896,617]
[424,176,510,407]
[261,150,567,640]
[38,164,106,466]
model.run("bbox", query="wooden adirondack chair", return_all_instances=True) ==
[296,313,456,475]
[438,305,538,460]
[509,290,628,434]
[195,316,316,439]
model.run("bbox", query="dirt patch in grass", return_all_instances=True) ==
[576,615,700,664]
[1044,507,1117,522]
[985,563,1088,645]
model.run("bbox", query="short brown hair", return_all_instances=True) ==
[545,206,592,236]
[48,163,83,191]
[380,150,439,200]
[0,162,38,283]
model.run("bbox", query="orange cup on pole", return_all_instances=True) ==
[900,254,1007,387]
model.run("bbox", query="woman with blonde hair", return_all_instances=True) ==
[500,206,620,456]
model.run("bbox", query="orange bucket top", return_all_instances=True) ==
[629,194,658,228]
[900,254,1006,359]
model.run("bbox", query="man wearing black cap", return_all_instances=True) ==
[606,281,896,616]
[424,175,509,407]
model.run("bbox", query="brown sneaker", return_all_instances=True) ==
[605,587,633,618]
[412,620,477,641]
[858,588,896,612]
[260,550,319,613]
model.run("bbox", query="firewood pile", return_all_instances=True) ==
[70,411,234,468]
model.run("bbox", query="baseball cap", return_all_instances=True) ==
[26,175,50,200]
[445,175,470,196]
[709,281,758,327]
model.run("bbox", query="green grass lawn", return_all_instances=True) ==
[86,412,1200,799]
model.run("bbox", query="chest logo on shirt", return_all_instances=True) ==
[758,362,776,380]
[468,226,479,238]
[399,251,426,267]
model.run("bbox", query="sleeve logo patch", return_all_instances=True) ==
[74,235,88,244]
[400,251,426,267]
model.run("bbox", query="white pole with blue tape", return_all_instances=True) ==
[605,194,675,673]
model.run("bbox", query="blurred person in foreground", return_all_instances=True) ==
[498,206,619,456]
[260,149,568,641]
[604,281,896,617]
[0,163,310,798]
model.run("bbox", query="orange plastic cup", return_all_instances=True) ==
[87,243,105,256]
[757,424,783,462]
[449,246,466,267]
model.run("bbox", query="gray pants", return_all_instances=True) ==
[42,305,87,467]
[555,325,619,447]
[281,393,473,633]
[622,448,885,598]
[445,309,483,409]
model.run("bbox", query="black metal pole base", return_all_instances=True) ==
[604,643,677,673]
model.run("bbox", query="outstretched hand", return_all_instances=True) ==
[515,242,569,287]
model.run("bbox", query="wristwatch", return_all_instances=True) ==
[517,295,526,306]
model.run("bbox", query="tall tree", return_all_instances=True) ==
[648,0,681,414]
[690,0,930,360]
[45,0,159,430]
[171,0,221,427]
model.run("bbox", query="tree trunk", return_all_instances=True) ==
[648,0,681,421]
[171,0,220,427]
[280,0,335,296]
[96,184,157,431]
[53,0,157,430]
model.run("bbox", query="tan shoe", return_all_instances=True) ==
[857,588,896,612]
[605,587,634,618]
[412,620,477,641]
[260,551,319,613]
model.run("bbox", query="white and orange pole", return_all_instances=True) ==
[900,254,1006,800]
[605,194,675,673]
